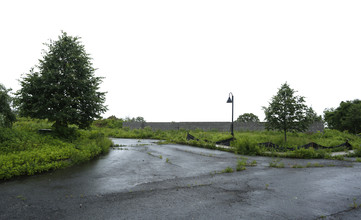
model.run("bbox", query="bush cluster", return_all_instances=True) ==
[0,118,112,180]
[93,118,123,129]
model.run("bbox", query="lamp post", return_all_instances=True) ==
[226,92,234,137]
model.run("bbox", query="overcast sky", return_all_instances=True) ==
[1,0,360,122]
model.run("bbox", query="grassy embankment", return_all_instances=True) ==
[95,120,361,159]
[0,118,112,180]
[2,118,361,180]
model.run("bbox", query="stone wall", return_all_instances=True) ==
[123,121,324,133]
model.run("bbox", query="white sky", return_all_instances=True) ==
[1,0,360,122]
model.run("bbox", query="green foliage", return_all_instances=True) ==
[250,160,257,166]
[269,158,285,168]
[349,146,361,157]
[93,117,123,129]
[99,126,232,150]
[350,198,360,209]
[291,162,325,168]
[95,124,361,159]
[16,31,107,129]
[0,118,112,180]
[14,117,52,131]
[263,82,317,142]
[236,113,260,123]
[324,99,361,134]
[4,118,359,180]
[291,164,304,168]
[285,148,327,159]
[306,162,324,167]
[52,125,80,140]
[222,167,234,173]
[0,83,16,128]
[232,136,261,155]
[236,158,247,171]
[124,116,146,123]
[102,126,162,140]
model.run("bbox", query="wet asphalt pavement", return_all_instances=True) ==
[1,138,361,220]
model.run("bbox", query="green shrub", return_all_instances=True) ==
[93,118,123,129]
[236,158,247,171]
[0,118,112,180]
[232,136,262,155]
[53,126,79,140]
[269,158,285,168]
[351,146,361,157]
[286,148,328,159]
[222,167,234,173]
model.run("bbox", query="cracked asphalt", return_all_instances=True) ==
[1,138,361,219]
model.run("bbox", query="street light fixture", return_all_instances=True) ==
[226,92,234,137]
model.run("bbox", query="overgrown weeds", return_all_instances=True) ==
[269,158,285,168]
[3,118,360,180]
[236,158,247,171]
[95,124,361,160]
[236,157,257,171]
[222,167,234,173]
[351,198,361,209]
[0,118,112,180]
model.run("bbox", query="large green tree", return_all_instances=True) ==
[17,32,107,129]
[236,113,260,123]
[263,83,315,142]
[0,84,16,127]
[324,100,361,134]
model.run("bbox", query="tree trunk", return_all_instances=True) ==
[284,129,287,143]
[53,121,67,131]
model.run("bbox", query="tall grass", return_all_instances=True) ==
[96,123,361,158]
[230,130,360,158]
[0,118,112,180]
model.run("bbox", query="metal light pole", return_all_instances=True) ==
[226,92,234,137]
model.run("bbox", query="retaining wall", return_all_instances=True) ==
[123,121,324,133]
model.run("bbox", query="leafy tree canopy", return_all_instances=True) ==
[124,116,146,123]
[263,82,316,142]
[324,99,361,134]
[0,84,16,127]
[236,113,260,123]
[16,31,107,129]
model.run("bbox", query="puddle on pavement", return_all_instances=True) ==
[111,138,159,147]
[1,138,236,196]
[1,139,161,194]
